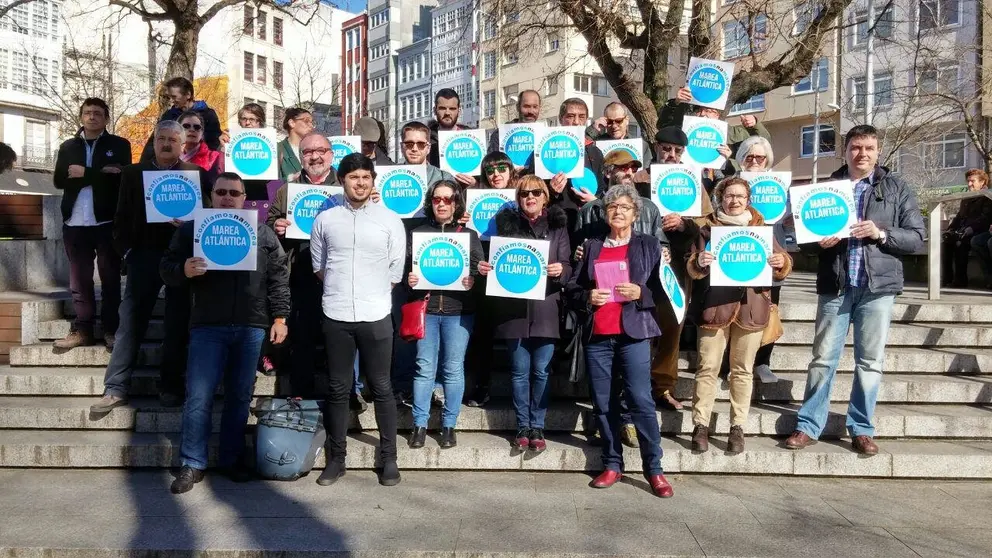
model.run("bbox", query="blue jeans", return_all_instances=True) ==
[180,326,266,470]
[586,335,662,475]
[507,337,555,430]
[795,288,895,439]
[412,314,474,427]
[390,284,417,394]
[353,357,363,394]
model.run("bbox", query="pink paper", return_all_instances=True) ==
[594,260,630,303]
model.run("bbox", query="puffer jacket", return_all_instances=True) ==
[686,208,793,330]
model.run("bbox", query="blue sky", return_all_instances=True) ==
[325,0,367,11]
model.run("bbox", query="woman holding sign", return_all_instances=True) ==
[686,177,793,454]
[564,184,674,498]
[405,181,484,449]
[479,175,571,453]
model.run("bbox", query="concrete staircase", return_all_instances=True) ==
[1,276,992,478]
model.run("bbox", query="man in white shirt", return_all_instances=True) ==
[310,152,406,487]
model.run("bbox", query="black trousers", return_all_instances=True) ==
[322,315,397,464]
[942,233,973,286]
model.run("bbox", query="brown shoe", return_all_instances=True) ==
[727,425,745,454]
[104,332,116,351]
[53,331,95,351]
[852,435,879,456]
[691,425,709,452]
[89,394,128,414]
[785,430,815,450]
[655,390,684,411]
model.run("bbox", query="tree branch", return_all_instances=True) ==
[108,0,173,21]
[0,0,39,22]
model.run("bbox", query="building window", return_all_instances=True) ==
[483,51,496,79]
[12,3,29,35]
[273,61,283,90]
[31,1,48,39]
[0,49,8,89]
[371,43,389,61]
[243,52,254,83]
[853,72,893,109]
[504,42,519,66]
[370,9,389,28]
[853,6,894,46]
[31,56,47,95]
[729,94,766,115]
[800,124,836,158]
[50,1,60,39]
[918,63,958,95]
[919,0,961,31]
[256,55,267,86]
[546,33,560,53]
[371,76,387,92]
[794,1,824,35]
[504,11,520,23]
[546,76,558,96]
[573,74,609,96]
[483,15,497,40]
[723,14,767,59]
[273,18,283,46]
[257,11,267,40]
[11,51,28,92]
[484,90,496,118]
[503,84,518,105]
[243,6,253,35]
[793,58,829,94]
[927,133,966,168]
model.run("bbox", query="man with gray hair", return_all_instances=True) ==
[588,102,654,164]
[91,119,206,413]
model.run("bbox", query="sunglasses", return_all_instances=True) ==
[214,189,245,198]
[403,141,428,150]
[605,117,626,126]
[484,164,509,175]
[182,123,202,131]
[518,189,544,199]
[431,195,454,205]
[744,155,767,162]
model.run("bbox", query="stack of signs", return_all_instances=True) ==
[375,165,429,218]
[142,170,202,222]
[596,139,642,163]
[533,126,585,179]
[683,116,728,170]
[500,123,541,168]
[486,236,550,300]
[225,128,278,180]
[790,180,857,244]
[686,57,735,110]
[710,226,773,287]
[411,232,471,291]
[650,164,702,216]
[285,184,344,239]
[327,136,361,171]
[439,129,487,176]
[660,261,687,324]
[465,189,515,240]
[194,209,259,271]
[741,172,792,224]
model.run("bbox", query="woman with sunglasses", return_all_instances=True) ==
[405,181,484,449]
[179,111,222,190]
[478,175,571,453]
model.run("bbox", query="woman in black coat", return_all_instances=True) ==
[478,174,572,453]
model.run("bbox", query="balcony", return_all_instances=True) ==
[19,145,56,171]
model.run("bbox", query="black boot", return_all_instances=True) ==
[409,426,427,448]
[379,461,401,486]
[440,427,457,449]
[316,461,346,486]
[170,466,204,494]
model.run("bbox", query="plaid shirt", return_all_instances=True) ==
[847,176,873,287]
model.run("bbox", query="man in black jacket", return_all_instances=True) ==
[163,172,290,494]
[487,89,543,154]
[543,98,604,244]
[52,98,132,350]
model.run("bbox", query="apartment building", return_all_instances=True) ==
[396,37,433,134]
[430,0,477,126]
[341,14,368,135]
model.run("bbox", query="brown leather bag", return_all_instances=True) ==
[760,304,783,347]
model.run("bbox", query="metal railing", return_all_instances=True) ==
[19,145,57,171]
[927,190,992,300]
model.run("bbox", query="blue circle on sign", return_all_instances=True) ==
[540,134,581,175]
[230,136,273,176]
[200,218,252,266]
[444,138,484,174]
[331,142,355,168]
[494,247,541,294]
[656,171,697,212]
[419,241,465,287]
[471,195,513,238]
[381,173,424,215]
[687,126,722,164]
[572,167,598,194]
[717,234,766,283]
[293,194,335,236]
[663,265,684,308]
[505,130,535,167]
[689,67,726,104]
[151,178,198,218]
[800,192,849,236]
[750,180,788,222]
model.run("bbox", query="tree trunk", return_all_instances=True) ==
[159,16,202,110]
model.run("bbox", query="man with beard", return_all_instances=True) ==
[428,89,476,188]
[487,89,542,153]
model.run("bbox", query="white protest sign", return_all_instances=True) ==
[790,180,857,244]
[741,172,792,224]
[650,164,702,217]
[465,188,515,240]
[439,129,487,176]
[596,139,643,163]
[412,232,471,291]
[194,209,258,271]
[286,184,344,239]
[660,261,687,324]
[327,135,361,171]
[142,170,202,223]
[710,226,773,287]
[486,236,550,300]
[225,128,278,180]
[533,126,585,179]
[375,165,429,218]
[686,57,735,110]
[500,123,541,168]
[683,116,728,169]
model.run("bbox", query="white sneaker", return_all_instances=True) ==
[755,364,779,384]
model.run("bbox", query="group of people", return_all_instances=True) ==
[51,77,925,499]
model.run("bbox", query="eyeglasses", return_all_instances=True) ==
[214,189,245,198]
[613,163,639,172]
[182,123,202,131]
[606,203,635,213]
[402,141,428,150]
[239,116,261,125]
[293,116,314,125]
[723,194,748,201]
[302,147,331,157]
[744,155,767,163]
[431,195,454,206]
[605,117,627,126]
[518,189,544,199]
[484,164,509,175]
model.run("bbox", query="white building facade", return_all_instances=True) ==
[430,0,477,126]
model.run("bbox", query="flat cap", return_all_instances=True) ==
[654,126,688,147]
[353,117,381,143]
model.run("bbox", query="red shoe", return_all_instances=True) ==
[590,470,622,489]
[513,428,530,451]
[647,474,674,498]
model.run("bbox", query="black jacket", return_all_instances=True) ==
[427,120,468,168]
[113,160,208,255]
[140,101,223,162]
[405,220,484,315]
[53,130,132,223]
[161,221,291,329]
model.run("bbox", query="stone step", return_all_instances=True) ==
[0,428,988,478]
[1,396,990,439]
[37,319,165,342]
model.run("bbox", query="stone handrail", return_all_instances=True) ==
[927,190,992,300]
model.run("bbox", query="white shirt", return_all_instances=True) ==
[66,132,111,227]
[310,199,406,322]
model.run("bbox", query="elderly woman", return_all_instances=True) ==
[179,111,222,187]
[687,177,793,454]
[479,174,571,453]
[565,184,674,498]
